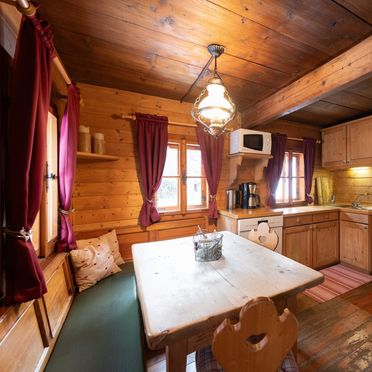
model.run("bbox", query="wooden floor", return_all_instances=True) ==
[146,282,372,371]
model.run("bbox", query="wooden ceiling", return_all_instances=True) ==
[39,0,372,112]
[283,76,372,127]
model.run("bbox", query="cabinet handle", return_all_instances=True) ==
[342,160,346,164]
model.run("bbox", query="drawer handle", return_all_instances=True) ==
[296,218,300,223]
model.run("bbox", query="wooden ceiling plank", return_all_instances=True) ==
[52,27,290,90]
[41,0,329,73]
[284,100,365,126]
[60,52,272,110]
[332,0,372,25]
[210,0,371,54]
[322,91,372,112]
[345,76,372,99]
[241,35,372,127]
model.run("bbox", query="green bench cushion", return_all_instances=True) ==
[46,263,145,372]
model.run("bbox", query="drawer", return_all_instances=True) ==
[313,211,338,223]
[340,212,368,224]
[284,214,313,227]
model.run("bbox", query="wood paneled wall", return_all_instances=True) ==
[73,83,240,260]
[333,168,372,204]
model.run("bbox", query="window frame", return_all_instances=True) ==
[156,138,209,215]
[274,144,306,208]
[39,110,59,257]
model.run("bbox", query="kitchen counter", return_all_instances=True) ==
[219,205,372,219]
[273,205,339,216]
[219,208,283,219]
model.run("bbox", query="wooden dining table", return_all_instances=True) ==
[132,231,324,372]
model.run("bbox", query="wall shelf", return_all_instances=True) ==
[227,153,273,160]
[76,152,119,161]
[227,153,273,188]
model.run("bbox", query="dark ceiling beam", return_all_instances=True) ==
[241,35,372,128]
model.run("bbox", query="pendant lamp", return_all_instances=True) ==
[191,44,236,136]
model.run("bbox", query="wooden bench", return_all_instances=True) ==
[45,263,145,372]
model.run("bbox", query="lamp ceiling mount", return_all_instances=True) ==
[207,44,225,58]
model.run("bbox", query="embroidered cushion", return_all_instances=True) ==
[70,243,121,292]
[77,229,124,266]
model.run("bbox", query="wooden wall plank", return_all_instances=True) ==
[73,83,235,260]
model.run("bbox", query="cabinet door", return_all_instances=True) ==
[313,221,339,269]
[340,221,369,270]
[347,117,372,166]
[322,125,347,168]
[283,225,313,267]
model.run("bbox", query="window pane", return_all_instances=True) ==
[292,152,304,177]
[291,178,305,201]
[187,178,208,209]
[280,152,289,177]
[163,145,179,176]
[275,178,289,203]
[157,178,179,209]
[187,146,202,176]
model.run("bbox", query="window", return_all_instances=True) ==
[157,140,208,213]
[275,151,305,205]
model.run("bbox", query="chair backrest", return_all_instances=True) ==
[247,222,279,251]
[211,297,298,372]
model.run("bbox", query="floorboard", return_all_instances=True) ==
[146,283,372,371]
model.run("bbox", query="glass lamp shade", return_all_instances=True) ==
[192,77,236,136]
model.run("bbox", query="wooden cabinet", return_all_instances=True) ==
[340,220,369,271]
[283,224,313,267]
[347,116,372,166]
[322,115,372,169]
[322,125,347,168]
[283,212,339,269]
[313,221,339,269]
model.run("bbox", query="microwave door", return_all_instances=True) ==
[243,134,263,151]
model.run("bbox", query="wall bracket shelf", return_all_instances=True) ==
[76,152,119,161]
[227,153,272,188]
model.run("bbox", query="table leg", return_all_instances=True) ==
[166,339,188,372]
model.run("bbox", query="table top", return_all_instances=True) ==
[132,231,323,349]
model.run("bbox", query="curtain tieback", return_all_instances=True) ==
[59,208,75,215]
[4,227,32,242]
[209,194,216,200]
[146,198,155,204]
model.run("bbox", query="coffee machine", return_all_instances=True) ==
[248,182,260,209]
[239,182,260,209]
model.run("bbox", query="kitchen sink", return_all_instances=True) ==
[334,204,372,210]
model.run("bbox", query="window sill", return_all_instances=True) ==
[158,209,209,218]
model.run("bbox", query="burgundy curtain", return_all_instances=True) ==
[302,137,316,204]
[266,133,287,207]
[4,15,56,304]
[136,113,168,227]
[56,84,80,252]
[197,124,225,219]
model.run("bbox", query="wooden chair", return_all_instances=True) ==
[196,297,299,372]
[247,222,279,251]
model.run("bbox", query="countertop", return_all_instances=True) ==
[219,208,283,219]
[219,205,372,219]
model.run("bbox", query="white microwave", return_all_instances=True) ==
[229,129,272,155]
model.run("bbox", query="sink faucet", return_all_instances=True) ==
[352,193,370,208]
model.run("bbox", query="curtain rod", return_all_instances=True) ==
[288,136,322,144]
[3,0,72,86]
[118,114,197,128]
